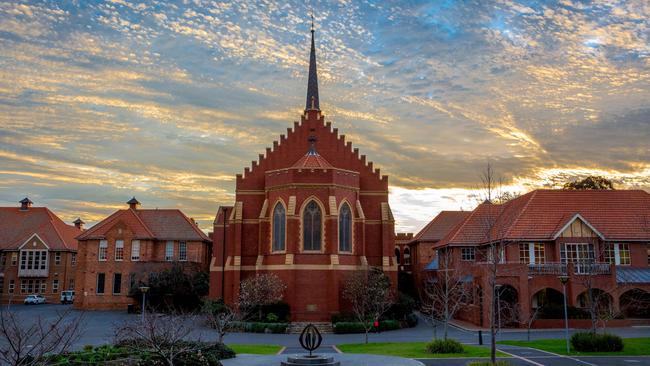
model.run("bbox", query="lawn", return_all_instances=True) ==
[337,342,509,359]
[227,344,283,355]
[498,338,650,356]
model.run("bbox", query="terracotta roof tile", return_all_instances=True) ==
[411,211,470,243]
[0,207,80,250]
[291,152,333,169]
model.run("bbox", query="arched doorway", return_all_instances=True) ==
[620,289,650,318]
[577,288,613,314]
[496,284,519,327]
[532,288,564,308]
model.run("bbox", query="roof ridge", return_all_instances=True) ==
[77,209,124,239]
[443,207,478,245]
[174,209,211,241]
[131,209,156,238]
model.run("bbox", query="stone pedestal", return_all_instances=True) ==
[281,355,340,366]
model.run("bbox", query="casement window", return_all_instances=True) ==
[40,281,46,293]
[461,247,475,261]
[99,240,108,261]
[272,203,286,252]
[55,252,61,265]
[303,201,322,251]
[179,241,187,261]
[604,243,630,266]
[113,273,122,294]
[69,279,75,290]
[115,240,124,261]
[8,280,14,294]
[71,253,76,266]
[131,240,140,261]
[519,243,546,264]
[561,243,595,274]
[11,253,16,266]
[20,279,45,294]
[52,279,59,293]
[96,273,105,294]
[165,241,174,261]
[338,203,352,252]
[19,250,48,270]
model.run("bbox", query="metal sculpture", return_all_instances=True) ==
[299,323,322,357]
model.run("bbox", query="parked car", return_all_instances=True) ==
[60,290,75,304]
[24,294,46,305]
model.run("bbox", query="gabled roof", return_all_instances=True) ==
[0,207,81,250]
[436,189,650,247]
[77,208,210,242]
[291,151,333,169]
[411,211,470,243]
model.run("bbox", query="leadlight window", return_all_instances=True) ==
[52,279,59,293]
[99,240,108,261]
[115,240,124,261]
[519,244,530,264]
[303,201,322,251]
[604,243,630,266]
[561,243,594,274]
[179,241,187,261]
[131,240,140,261]
[272,203,286,252]
[165,241,174,261]
[19,250,48,270]
[338,203,352,252]
[461,247,475,261]
[519,243,545,264]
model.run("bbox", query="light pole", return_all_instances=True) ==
[495,284,502,333]
[221,207,228,300]
[139,286,150,322]
[558,275,570,354]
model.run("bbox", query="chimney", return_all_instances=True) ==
[73,218,85,230]
[19,197,33,211]
[127,197,140,210]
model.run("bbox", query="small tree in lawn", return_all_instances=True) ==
[238,273,287,321]
[421,248,471,340]
[343,267,395,344]
[203,299,238,343]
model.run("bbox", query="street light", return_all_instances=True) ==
[495,284,502,333]
[558,275,570,354]
[139,286,150,322]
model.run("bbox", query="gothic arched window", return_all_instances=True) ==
[339,203,352,252]
[272,203,286,251]
[404,247,411,265]
[395,247,401,264]
[303,201,322,251]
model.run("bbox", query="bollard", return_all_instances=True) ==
[478,330,483,345]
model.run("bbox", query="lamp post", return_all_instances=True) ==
[139,286,150,322]
[221,207,228,300]
[558,275,570,354]
[495,284,502,333]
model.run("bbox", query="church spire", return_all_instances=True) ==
[305,14,320,111]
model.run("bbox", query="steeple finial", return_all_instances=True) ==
[305,14,319,111]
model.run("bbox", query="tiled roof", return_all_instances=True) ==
[617,267,650,284]
[0,207,80,250]
[291,151,333,169]
[437,190,650,246]
[412,211,470,243]
[77,209,210,242]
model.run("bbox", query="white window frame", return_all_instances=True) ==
[71,252,76,266]
[165,241,174,261]
[179,241,187,261]
[52,279,59,293]
[115,240,124,261]
[99,240,108,261]
[55,252,61,265]
[131,240,140,261]
[461,247,475,261]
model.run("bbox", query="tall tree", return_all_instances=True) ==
[238,273,286,321]
[563,176,615,190]
[342,267,395,344]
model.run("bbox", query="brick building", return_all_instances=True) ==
[75,198,211,310]
[422,189,650,327]
[210,25,397,321]
[0,198,81,304]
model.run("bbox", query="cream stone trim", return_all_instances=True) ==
[380,202,394,222]
[255,255,264,266]
[356,201,365,220]
[285,253,294,265]
[330,254,339,265]
[359,191,389,196]
[242,219,259,224]
[270,199,287,253]
[233,256,241,266]
[265,166,359,175]
[382,256,390,267]
[337,200,354,254]
[234,202,243,221]
[259,199,268,219]
[236,190,265,195]
[328,196,338,216]
[360,256,368,265]
[299,196,327,253]
[266,183,359,192]
[287,196,297,216]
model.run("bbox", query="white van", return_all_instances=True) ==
[60,290,75,304]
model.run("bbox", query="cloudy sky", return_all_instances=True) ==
[0,0,648,233]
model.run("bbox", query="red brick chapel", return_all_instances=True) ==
[209,24,397,321]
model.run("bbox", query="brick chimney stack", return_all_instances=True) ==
[73,218,85,230]
[127,197,140,210]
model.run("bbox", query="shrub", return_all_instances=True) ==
[174,342,235,365]
[379,320,400,331]
[266,313,279,322]
[331,312,356,323]
[425,339,464,354]
[571,332,624,352]
[230,321,288,333]
[385,292,417,320]
[404,313,419,328]
[333,322,367,334]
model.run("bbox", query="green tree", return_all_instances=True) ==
[563,176,615,190]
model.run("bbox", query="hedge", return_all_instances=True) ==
[229,321,288,334]
[571,332,624,352]
[425,338,464,354]
[332,320,401,334]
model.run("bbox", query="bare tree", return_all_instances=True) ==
[0,307,84,366]
[342,267,395,344]
[421,248,471,339]
[238,273,287,321]
[525,305,542,341]
[114,312,199,366]
[203,299,238,343]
